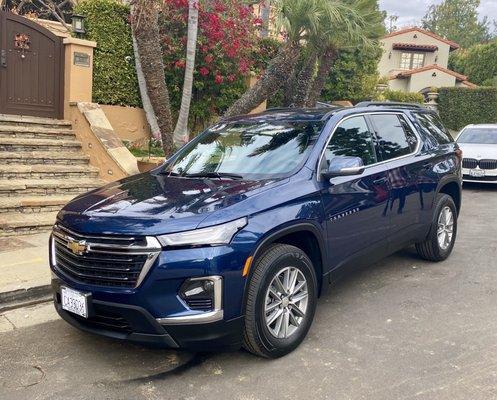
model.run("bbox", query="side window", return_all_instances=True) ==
[370,114,417,161]
[415,112,453,145]
[323,116,377,168]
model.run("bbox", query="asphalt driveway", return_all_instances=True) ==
[1,183,497,400]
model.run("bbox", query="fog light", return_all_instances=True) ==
[179,276,222,312]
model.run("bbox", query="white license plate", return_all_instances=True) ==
[469,169,485,178]
[61,286,89,318]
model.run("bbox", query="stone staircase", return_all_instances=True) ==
[0,114,106,237]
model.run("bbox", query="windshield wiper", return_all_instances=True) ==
[184,172,244,180]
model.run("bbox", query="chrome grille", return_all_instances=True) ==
[52,225,161,288]
[479,159,497,170]
[462,158,478,169]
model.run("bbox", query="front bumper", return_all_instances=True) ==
[52,278,244,350]
[462,167,497,183]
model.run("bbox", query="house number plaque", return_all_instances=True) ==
[74,52,90,67]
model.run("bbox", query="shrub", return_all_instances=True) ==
[375,90,425,104]
[160,0,263,131]
[75,0,141,107]
[321,46,382,104]
[437,87,497,130]
[449,40,497,86]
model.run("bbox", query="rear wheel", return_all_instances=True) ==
[243,244,317,358]
[416,194,457,261]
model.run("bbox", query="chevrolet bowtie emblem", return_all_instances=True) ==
[67,239,88,255]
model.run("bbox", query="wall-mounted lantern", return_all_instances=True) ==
[72,14,86,37]
[388,51,392,59]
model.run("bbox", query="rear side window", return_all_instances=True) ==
[370,114,418,161]
[323,116,377,167]
[415,112,453,144]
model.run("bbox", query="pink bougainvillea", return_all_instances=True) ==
[160,0,265,127]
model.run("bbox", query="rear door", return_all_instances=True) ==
[369,113,432,242]
[319,115,391,270]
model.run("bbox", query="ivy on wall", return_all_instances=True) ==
[437,87,497,130]
[75,0,141,107]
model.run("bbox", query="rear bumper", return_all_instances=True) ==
[52,279,244,351]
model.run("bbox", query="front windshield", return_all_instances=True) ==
[164,120,324,179]
[457,128,497,144]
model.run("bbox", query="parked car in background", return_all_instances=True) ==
[457,124,497,183]
[50,103,462,358]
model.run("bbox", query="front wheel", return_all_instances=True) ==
[243,244,318,358]
[416,194,457,261]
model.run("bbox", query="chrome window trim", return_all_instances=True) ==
[317,111,422,181]
[156,276,223,325]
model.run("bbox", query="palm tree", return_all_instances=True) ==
[131,0,174,155]
[224,0,358,117]
[303,0,385,107]
[173,0,199,148]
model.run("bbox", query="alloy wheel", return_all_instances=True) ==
[264,266,308,339]
[437,206,454,251]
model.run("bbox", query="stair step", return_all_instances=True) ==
[0,178,104,196]
[0,138,82,152]
[0,124,75,140]
[0,211,58,236]
[0,114,71,129]
[0,151,90,165]
[0,195,76,213]
[0,164,99,179]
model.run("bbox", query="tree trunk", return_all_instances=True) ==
[305,46,338,107]
[291,52,317,107]
[173,0,199,147]
[131,31,161,141]
[260,0,271,38]
[131,0,174,156]
[224,42,300,117]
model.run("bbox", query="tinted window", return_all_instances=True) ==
[323,116,377,168]
[371,114,417,161]
[457,128,497,144]
[165,120,324,179]
[415,112,453,144]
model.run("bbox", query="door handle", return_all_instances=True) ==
[373,177,388,185]
[0,50,6,68]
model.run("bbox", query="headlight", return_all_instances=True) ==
[157,217,247,247]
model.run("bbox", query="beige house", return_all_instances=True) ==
[378,27,476,93]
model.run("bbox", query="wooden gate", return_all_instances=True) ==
[0,12,64,119]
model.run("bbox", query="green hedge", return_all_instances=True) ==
[75,0,141,107]
[449,41,497,86]
[375,89,424,104]
[438,87,497,130]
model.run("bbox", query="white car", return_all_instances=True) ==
[456,124,497,183]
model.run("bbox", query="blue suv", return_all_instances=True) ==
[50,103,462,358]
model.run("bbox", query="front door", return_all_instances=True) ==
[320,115,390,271]
[0,12,63,119]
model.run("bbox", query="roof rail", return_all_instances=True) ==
[355,101,426,109]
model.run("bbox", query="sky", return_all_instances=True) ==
[378,0,497,29]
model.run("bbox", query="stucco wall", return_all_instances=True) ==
[379,31,451,77]
[407,69,456,92]
[101,105,151,144]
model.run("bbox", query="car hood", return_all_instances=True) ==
[458,143,497,159]
[57,172,284,236]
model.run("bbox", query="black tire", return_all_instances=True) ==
[416,194,457,262]
[243,244,318,358]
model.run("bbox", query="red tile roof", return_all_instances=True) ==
[392,43,438,52]
[383,27,460,50]
[390,64,468,81]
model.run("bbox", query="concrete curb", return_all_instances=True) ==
[0,284,52,312]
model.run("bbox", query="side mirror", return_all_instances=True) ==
[322,156,365,179]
